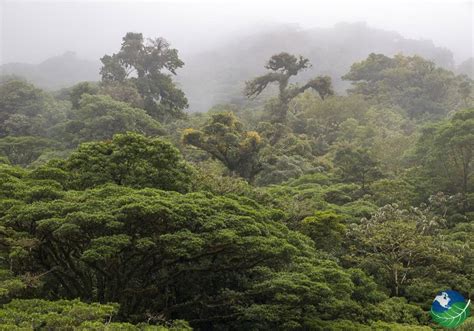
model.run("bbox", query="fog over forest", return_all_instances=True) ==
[1,0,473,63]
[1,0,473,111]
[0,1,473,330]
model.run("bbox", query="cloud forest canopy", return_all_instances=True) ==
[0,27,472,330]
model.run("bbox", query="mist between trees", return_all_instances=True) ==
[0,18,473,331]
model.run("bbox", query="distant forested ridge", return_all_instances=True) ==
[2,23,471,112]
[0,29,472,330]
[0,52,100,90]
[178,22,470,112]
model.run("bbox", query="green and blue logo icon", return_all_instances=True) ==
[430,290,470,329]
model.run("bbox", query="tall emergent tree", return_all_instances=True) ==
[245,52,334,122]
[100,32,188,121]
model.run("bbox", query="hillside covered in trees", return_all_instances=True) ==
[0,29,473,330]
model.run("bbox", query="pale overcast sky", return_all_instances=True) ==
[1,0,472,64]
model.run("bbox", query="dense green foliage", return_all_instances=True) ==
[343,53,468,119]
[0,32,472,330]
[0,299,190,330]
[182,112,263,181]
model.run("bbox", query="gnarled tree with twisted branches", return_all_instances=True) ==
[245,52,334,122]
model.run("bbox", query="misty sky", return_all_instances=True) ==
[1,0,473,65]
